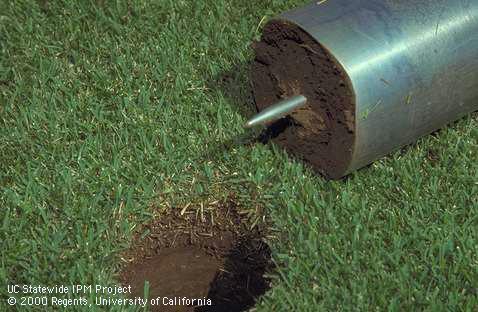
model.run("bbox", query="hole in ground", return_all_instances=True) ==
[119,199,273,312]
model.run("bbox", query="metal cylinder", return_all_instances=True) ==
[251,0,478,179]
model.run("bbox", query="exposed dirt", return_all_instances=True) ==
[251,20,356,179]
[119,200,272,312]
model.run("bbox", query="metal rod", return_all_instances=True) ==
[244,95,307,128]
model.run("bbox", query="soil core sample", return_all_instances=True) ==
[252,20,356,179]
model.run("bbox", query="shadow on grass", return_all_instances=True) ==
[206,60,256,122]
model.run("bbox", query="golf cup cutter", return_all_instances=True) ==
[247,0,478,179]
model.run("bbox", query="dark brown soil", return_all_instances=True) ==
[119,200,272,312]
[251,20,356,179]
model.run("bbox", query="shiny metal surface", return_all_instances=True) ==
[277,0,478,175]
[245,95,307,128]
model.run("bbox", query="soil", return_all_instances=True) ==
[119,199,272,312]
[251,20,356,179]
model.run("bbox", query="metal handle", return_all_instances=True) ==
[245,95,307,128]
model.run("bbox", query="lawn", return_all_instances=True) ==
[1,0,477,311]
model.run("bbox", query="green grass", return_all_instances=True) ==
[1,0,477,311]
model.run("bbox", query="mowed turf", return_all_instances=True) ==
[1,0,477,311]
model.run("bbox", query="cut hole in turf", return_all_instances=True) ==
[119,200,273,312]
